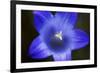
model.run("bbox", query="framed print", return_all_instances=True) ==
[10,1,97,73]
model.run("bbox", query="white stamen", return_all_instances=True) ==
[55,31,62,40]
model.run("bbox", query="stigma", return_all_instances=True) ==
[54,31,63,40]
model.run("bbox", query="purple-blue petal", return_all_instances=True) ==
[28,36,51,59]
[54,12,77,30]
[33,11,53,32]
[53,49,71,61]
[70,29,89,50]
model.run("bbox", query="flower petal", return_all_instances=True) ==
[53,49,71,61]
[70,29,89,50]
[54,12,77,30]
[28,36,51,59]
[33,11,53,32]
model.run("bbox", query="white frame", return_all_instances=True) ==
[16,4,95,69]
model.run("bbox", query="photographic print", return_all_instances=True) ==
[11,1,97,72]
[21,10,90,62]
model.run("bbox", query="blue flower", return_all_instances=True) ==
[28,11,89,61]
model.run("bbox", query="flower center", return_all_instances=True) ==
[42,27,69,53]
[54,31,62,40]
[47,31,69,52]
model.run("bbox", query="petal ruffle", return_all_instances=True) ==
[53,49,71,61]
[33,11,53,32]
[54,12,77,30]
[28,36,51,59]
[70,29,89,50]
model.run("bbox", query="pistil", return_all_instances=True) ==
[54,31,63,40]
